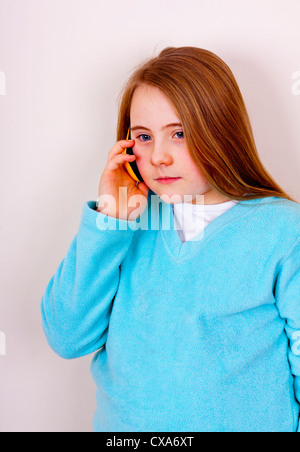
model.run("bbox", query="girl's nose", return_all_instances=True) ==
[150,141,173,166]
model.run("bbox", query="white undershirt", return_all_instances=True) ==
[172,199,239,242]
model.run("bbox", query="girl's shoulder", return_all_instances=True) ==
[245,196,300,239]
[258,196,300,217]
[144,191,300,236]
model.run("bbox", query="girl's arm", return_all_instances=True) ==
[41,201,137,359]
[275,238,300,432]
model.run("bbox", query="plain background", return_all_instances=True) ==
[0,0,300,432]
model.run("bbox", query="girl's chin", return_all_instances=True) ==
[157,192,187,204]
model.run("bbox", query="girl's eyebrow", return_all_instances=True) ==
[130,122,182,132]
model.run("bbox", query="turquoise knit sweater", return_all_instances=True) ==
[41,190,300,432]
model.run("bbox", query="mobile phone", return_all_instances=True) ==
[123,128,144,183]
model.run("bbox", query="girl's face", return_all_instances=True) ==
[130,84,230,205]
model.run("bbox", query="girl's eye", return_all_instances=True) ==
[136,131,184,141]
[137,134,151,142]
[174,131,184,139]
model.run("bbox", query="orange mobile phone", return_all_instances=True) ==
[122,128,144,183]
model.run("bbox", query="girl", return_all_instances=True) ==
[41,46,300,432]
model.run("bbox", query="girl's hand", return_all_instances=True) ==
[97,139,149,220]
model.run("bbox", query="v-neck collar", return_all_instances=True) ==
[146,192,280,262]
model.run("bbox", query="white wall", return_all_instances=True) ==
[0,0,299,432]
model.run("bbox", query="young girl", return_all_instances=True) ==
[41,46,300,432]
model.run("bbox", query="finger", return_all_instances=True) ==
[108,140,135,158]
[107,153,136,171]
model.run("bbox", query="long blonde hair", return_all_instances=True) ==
[117,46,296,203]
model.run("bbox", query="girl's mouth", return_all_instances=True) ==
[156,177,182,184]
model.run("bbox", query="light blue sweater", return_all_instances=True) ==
[41,190,300,432]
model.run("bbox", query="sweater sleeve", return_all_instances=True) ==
[274,238,300,432]
[41,201,138,359]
